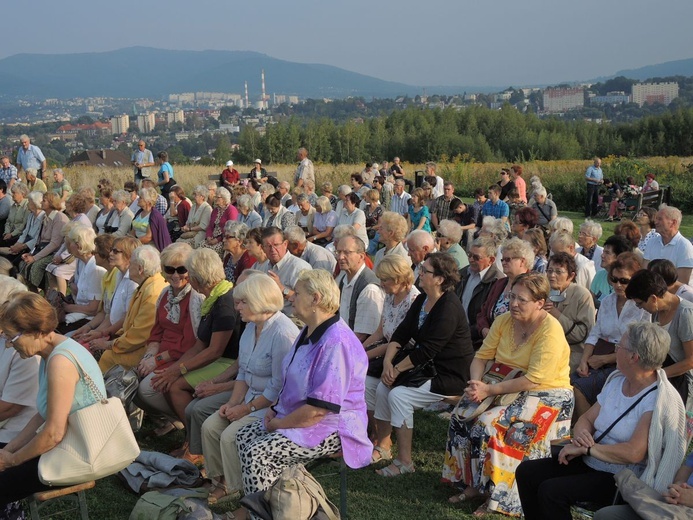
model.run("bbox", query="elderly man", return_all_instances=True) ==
[550,230,596,290]
[406,229,435,286]
[373,211,410,269]
[276,181,292,207]
[51,169,73,205]
[293,147,314,188]
[644,206,693,284]
[431,181,460,230]
[284,226,336,273]
[16,135,46,180]
[255,226,311,317]
[455,236,505,349]
[131,140,155,184]
[0,156,17,191]
[335,235,384,342]
[390,179,412,218]
[585,157,603,217]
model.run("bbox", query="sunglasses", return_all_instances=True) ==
[609,276,631,286]
[110,247,123,255]
[164,265,188,275]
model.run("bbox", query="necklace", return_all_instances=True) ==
[512,314,543,349]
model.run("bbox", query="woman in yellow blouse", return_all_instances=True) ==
[442,272,573,517]
[91,245,169,372]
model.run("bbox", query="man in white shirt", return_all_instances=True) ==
[406,230,435,285]
[285,226,336,273]
[550,230,596,290]
[390,179,411,217]
[293,147,315,188]
[644,205,693,284]
[255,227,312,317]
[335,235,384,342]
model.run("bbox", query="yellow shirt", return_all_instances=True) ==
[476,312,571,390]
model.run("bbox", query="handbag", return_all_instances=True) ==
[179,230,196,239]
[614,468,692,520]
[265,464,339,520]
[103,364,139,409]
[391,339,437,388]
[365,339,387,378]
[452,360,525,422]
[38,351,140,486]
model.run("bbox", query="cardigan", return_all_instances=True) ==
[390,291,474,395]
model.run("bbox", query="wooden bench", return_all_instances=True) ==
[207,171,278,186]
[28,480,95,520]
[623,188,666,219]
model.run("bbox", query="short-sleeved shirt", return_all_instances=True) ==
[256,253,312,317]
[657,298,693,382]
[0,342,39,443]
[17,144,45,170]
[157,162,174,184]
[482,199,509,219]
[644,232,693,284]
[0,165,18,185]
[337,266,384,335]
[585,165,603,185]
[131,212,150,238]
[74,256,107,306]
[196,289,241,360]
[52,179,73,199]
[408,205,431,232]
[390,192,411,216]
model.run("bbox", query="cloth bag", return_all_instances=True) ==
[38,351,140,486]
[614,468,693,520]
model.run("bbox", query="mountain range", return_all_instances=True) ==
[1,47,692,99]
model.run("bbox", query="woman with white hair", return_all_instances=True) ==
[435,219,469,269]
[179,185,212,248]
[236,194,262,229]
[307,196,338,246]
[222,221,254,284]
[91,245,169,373]
[111,189,134,237]
[130,187,172,252]
[0,183,29,248]
[529,185,557,227]
[57,224,107,333]
[201,274,298,504]
[577,219,604,272]
[202,187,238,255]
[0,191,43,263]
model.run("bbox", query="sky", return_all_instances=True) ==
[5,0,693,88]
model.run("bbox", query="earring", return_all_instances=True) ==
[654,298,659,314]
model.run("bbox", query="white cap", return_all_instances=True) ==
[254,159,262,164]
[226,160,233,167]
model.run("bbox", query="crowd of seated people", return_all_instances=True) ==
[0,156,691,520]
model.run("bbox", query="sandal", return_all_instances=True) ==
[207,478,240,505]
[376,458,415,477]
[370,446,392,464]
[448,487,480,504]
[472,501,491,517]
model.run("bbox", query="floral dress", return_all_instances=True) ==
[365,204,383,239]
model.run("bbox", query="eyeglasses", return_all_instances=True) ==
[609,276,631,286]
[421,267,437,276]
[164,265,188,275]
[614,344,633,353]
[469,253,486,261]
[501,256,520,263]
[1,332,22,345]
[509,293,533,305]
[110,247,123,255]
[335,250,360,257]
[435,234,447,241]
[263,242,286,251]
[124,189,134,193]
[546,268,568,276]
[224,235,238,240]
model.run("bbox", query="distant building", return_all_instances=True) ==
[66,149,132,168]
[590,91,630,105]
[543,87,584,113]
[137,112,156,133]
[631,82,679,107]
[110,114,130,134]
[166,110,185,125]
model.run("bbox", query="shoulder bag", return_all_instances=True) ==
[391,339,437,388]
[38,351,140,486]
[266,464,339,520]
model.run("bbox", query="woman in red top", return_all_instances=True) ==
[222,221,256,284]
[136,242,204,434]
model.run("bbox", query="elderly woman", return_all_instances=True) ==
[375,253,474,477]
[478,237,534,339]
[222,221,255,284]
[111,189,134,237]
[435,219,469,269]
[517,322,686,520]
[135,243,204,434]
[233,269,371,518]
[543,252,596,370]
[529,185,557,227]
[130,187,171,252]
[19,192,68,291]
[0,292,107,505]
[577,219,603,270]
[572,253,649,419]
[307,195,338,246]
[201,274,298,504]
[202,187,238,255]
[650,258,693,303]
[236,194,262,229]
[363,255,420,462]
[339,192,369,250]
[166,186,191,242]
[151,248,241,452]
[262,193,295,230]
[72,236,140,345]
[626,269,693,431]
[0,183,29,248]
[179,185,213,248]
[93,187,118,235]
[321,181,337,210]
[91,245,169,373]
[57,224,107,334]
[523,228,548,273]
[373,211,410,269]
[442,273,574,516]
[636,206,658,253]
[511,206,539,239]
[590,235,634,305]
[0,191,43,264]
[294,193,315,233]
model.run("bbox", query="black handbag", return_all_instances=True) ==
[366,340,387,378]
[391,339,437,388]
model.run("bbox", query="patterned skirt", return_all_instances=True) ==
[441,388,574,517]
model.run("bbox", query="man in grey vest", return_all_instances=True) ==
[335,235,384,342]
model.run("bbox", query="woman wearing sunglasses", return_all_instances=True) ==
[571,253,650,421]
[136,243,205,436]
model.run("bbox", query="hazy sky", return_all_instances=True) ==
[5,0,693,88]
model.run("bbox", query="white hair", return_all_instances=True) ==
[131,245,161,277]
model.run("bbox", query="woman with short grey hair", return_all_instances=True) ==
[530,185,558,227]
[201,187,238,255]
[578,219,604,269]
[235,194,262,229]
[435,219,469,269]
[178,185,213,248]
[129,187,171,252]
[222,221,254,284]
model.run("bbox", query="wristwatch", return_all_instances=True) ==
[249,402,257,413]
[179,363,188,375]
[282,287,291,298]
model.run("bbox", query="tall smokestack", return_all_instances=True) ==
[261,69,267,110]
[245,81,249,109]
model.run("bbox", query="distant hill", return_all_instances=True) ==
[0,47,427,99]
[615,58,693,81]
